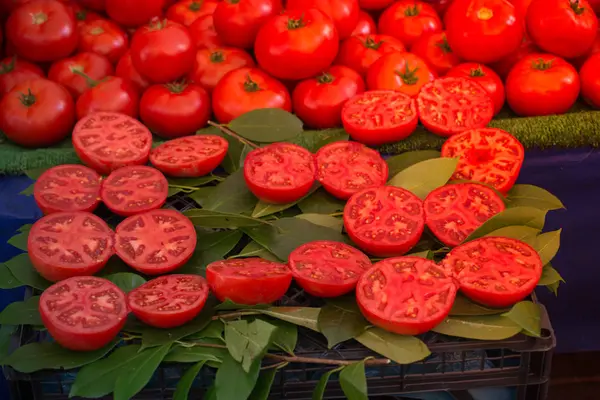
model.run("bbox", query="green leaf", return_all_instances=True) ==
[290,128,349,152]
[193,320,225,340]
[229,108,303,143]
[537,264,565,286]
[0,263,22,289]
[163,344,226,364]
[114,344,171,400]
[463,207,547,242]
[269,319,298,355]
[450,294,509,316]
[24,168,47,180]
[312,367,343,400]
[506,184,565,211]
[184,209,270,229]
[484,225,540,246]
[252,183,320,218]
[181,230,243,275]
[214,353,261,400]
[533,229,561,265]
[406,250,433,259]
[249,367,278,400]
[224,319,277,373]
[432,315,522,340]
[318,297,368,348]
[388,157,458,199]
[104,272,146,293]
[546,281,561,296]
[19,182,34,196]
[18,224,33,233]
[0,325,17,363]
[298,188,346,214]
[173,360,206,400]
[215,299,269,311]
[168,175,220,188]
[295,213,343,232]
[502,301,541,337]
[7,231,28,251]
[0,296,41,325]
[356,328,430,364]
[232,241,282,262]
[189,186,217,207]
[4,254,51,290]
[386,150,442,177]
[202,170,258,214]
[339,361,368,400]
[259,307,321,331]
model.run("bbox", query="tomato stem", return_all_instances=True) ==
[19,89,36,107]
[207,121,260,149]
[363,36,383,50]
[210,51,225,63]
[72,69,99,87]
[437,36,452,54]
[287,14,306,30]
[570,0,586,15]
[316,72,334,84]
[164,80,188,94]
[0,56,16,74]
[189,1,202,11]
[469,65,486,77]
[404,4,420,16]
[76,10,88,21]
[531,58,554,71]
[243,73,262,93]
[395,63,420,85]
[148,17,167,31]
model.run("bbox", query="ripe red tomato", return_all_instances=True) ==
[351,10,377,36]
[78,18,129,64]
[292,66,365,129]
[48,52,113,99]
[443,237,542,307]
[506,54,580,116]
[254,8,339,80]
[0,78,75,147]
[115,209,197,275]
[72,112,152,174]
[424,183,506,246]
[344,185,425,257]
[6,0,78,62]
[358,0,393,10]
[206,258,292,305]
[289,240,373,297]
[0,56,45,97]
[28,211,115,281]
[78,0,106,11]
[115,51,151,93]
[410,31,461,76]
[40,276,127,351]
[508,0,533,21]
[316,141,388,199]
[105,0,164,27]
[590,0,600,12]
[342,90,418,145]
[356,256,457,335]
[527,0,598,58]
[72,6,103,28]
[166,0,218,26]
[189,15,223,49]
[212,67,291,123]
[187,47,255,93]
[33,164,102,215]
[581,53,600,109]
[446,63,505,115]
[366,52,435,97]
[489,36,539,79]
[128,275,209,328]
[76,76,139,119]
[335,34,406,77]
[426,0,454,15]
[378,0,442,48]
[442,128,524,193]
[287,0,360,39]
[150,135,229,177]
[445,0,524,63]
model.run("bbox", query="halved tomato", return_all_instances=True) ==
[206,258,292,305]
[442,237,543,307]
[127,274,209,328]
[356,256,457,335]
[445,63,505,115]
[28,212,115,282]
[115,209,197,275]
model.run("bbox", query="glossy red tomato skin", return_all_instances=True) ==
[445,0,524,64]
[366,52,436,98]
[293,66,365,129]
[206,258,293,305]
[78,0,106,11]
[410,31,461,76]
[570,30,600,69]
[335,34,406,77]
[351,10,377,36]
[48,52,113,99]
[115,51,151,93]
[506,54,580,116]
[358,0,393,10]
[446,63,505,115]
[40,276,127,351]
[378,0,442,48]
[189,14,223,49]
[254,9,339,81]
[6,0,78,62]
[78,18,129,64]
[527,0,598,59]
[212,67,291,124]
[105,0,165,27]
[187,47,255,93]
[581,54,600,108]
[287,0,360,39]
[509,0,533,21]
[0,56,45,97]
[76,76,139,119]
[128,275,209,328]
[166,0,218,27]
[489,36,539,79]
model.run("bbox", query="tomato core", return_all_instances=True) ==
[33,12,48,25]
[364,37,383,50]
[19,89,36,107]
[210,51,225,63]
[466,148,494,164]
[477,7,494,20]
[396,64,420,85]
[243,74,261,92]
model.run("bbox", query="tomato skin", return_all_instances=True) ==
[410,31,461,76]
[580,53,600,109]
[489,35,539,79]
[115,51,151,93]
[187,47,255,93]
[72,7,103,28]
[335,34,406,77]
[351,10,377,36]
[292,65,365,129]
[255,9,339,81]
[166,0,218,27]
[48,52,114,99]
[189,14,223,49]
[212,67,291,124]
[445,0,524,64]
[358,0,393,10]
[287,0,360,39]
[506,54,580,117]
[446,63,505,115]
[78,0,106,11]
[76,76,139,119]
[570,30,600,69]
[527,0,598,59]
[378,0,442,48]
[0,56,45,97]
[78,18,129,64]
[105,0,165,27]
[366,52,436,97]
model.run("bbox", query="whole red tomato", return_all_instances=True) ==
[506,53,580,116]
[189,15,223,49]
[351,10,377,36]
[78,18,129,64]
[6,0,78,62]
[76,75,139,119]
[0,78,75,147]
[115,51,151,93]
[0,56,45,97]
[131,19,195,83]
[187,47,255,93]
[527,0,598,58]
[212,67,291,123]
[78,0,106,11]
[366,52,435,97]
[410,31,461,76]
[489,36,539,78]
[445,0,524,63]
[213,0,282,49]
[293,66,365,129]
[287,0,359,39]
[335,34,406,76]
[73,7,103,28]
[166,0,218,26]
[446,63,505,114]
[254,9,339,81]
[358,0,393,10]
[105,0,165,27]
[48,52,114,98]
[580,53,600,108]
[378,1,442,48]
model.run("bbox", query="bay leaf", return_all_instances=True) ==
[229,108,303,142]
[318,297,368,348]
[259,307,320,331]
[298,188,346,214]
[432,315,522,340]
[295,213,343,232]
[506,184,565,211]
[0,296,41,325]
[464,207,547,242]
[104,272,146,293]
[339,361,368,400]
[484,225,540,246]
[533,229,561,265]
[388,157,458,199]
[184,209,269,229]
[502,301,542,337]
[385,150,441,177]
[356,328,430,364]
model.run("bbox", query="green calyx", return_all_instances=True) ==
[148,18,169,31]
[210,51,225,63]
[364,36,383,50]
[243,74,262,92]
[437,36,452,54]
[0,57,17,74]
[19,89,36,107]
[395,63,420,85]
[317,73,334,84]
[404,4,420,17]
[287,15,306,30]
[532,58,554,71]
[190,1,203,11]
[165,81,188,94]
[469,65,486,77]
[570,0,586,15]
[76,10,88,21]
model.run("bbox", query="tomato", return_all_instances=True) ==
[187,47,255,93]
[73,7,103,28]
[115,51,151,93]
[505,54,580,116]
[445,63,505,115]
[581,54,600,108]
[591,0,600,12]
[40,276,127,351]
[366,52,435,97]
[378,1,442,48]
[76,76,139,119]
[189,14,223,49]
[527,0,598,59]
[570,29,600,69]
[78,0,106,11]
[426,0,454,15]
[358,0,393,10]
[6,0,78,62]
[287,0,359,39]
[442,128,524,193]
[128,274,209,328]
[48,52,113,99]
[445,0,524,64]
[289,240,373,297]
[131,19,195,84]
[166,0,218,26]
[0,78,75,147]
[442,237,542,307]
[206,258,292,305]
[78,18,129,64]
[508,0,533,21]
[489,36,539,79]
[254,9,339,81]
[115,209,197,275]
[410,32,461,76]
[105,0,165,27]
[344,185,425,257]
[356,256,457,335]
[335,34,406,77]
[351,10,377,36]
[316,141,388,200]
[424,183,505,247]
[72,112,152,174]
[150,135,229,177]
[212,67,291,123]
[0,56,45,97]
[292,66,365,129]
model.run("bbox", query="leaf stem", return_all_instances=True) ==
[207,121,260,149]
[211,310,263,320]
[328,212,343,217]
[168,184,201,191]
[261,361,288,370]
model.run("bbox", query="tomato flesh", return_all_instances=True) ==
[356,256,457,335]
